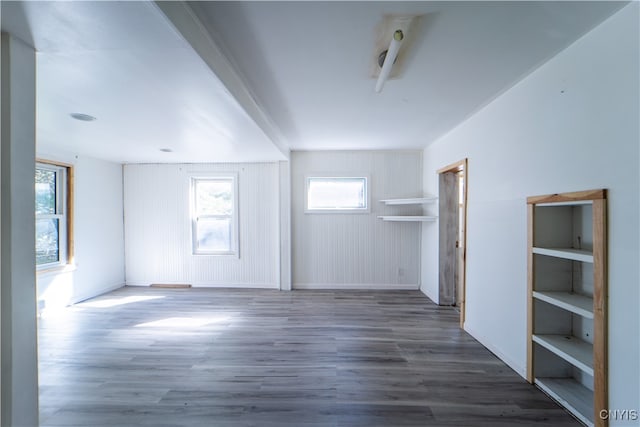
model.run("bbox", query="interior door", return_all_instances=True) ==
[438,159,468,328]
[455,171,465,310]
[438,172,459,306]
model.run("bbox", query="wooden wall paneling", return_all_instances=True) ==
[123,163,279,288]
[291,151,423,289]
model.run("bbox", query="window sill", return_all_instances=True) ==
[37,264,77,276]
[193,253,239,258]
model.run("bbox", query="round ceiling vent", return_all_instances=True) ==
[70,113,96,122]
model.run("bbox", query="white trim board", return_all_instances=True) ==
[463,323,526,379]
[126,282,278,289]
[293,283,420,290]
[418,286,438,304]
[70,282,126,305]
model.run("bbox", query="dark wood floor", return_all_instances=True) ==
[38,287,579,426]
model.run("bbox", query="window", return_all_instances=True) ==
[305,176,369,213]
[191,175,238,255]
[35,162,71,268]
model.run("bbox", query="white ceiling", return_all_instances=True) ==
[190,1,626,151]
[1,1,627,163]
[0,1,287,163]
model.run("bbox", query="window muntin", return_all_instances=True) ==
[191,176,238,255]
[36,163,68,268]
[306,177,369,212]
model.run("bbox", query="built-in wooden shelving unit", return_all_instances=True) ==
[527,189,607,427]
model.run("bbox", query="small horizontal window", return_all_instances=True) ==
[305,176,369,213]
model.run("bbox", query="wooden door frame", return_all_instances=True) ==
[437,159,468,327]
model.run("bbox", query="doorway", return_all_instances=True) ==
[438,159,468,327]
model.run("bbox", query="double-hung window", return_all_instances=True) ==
[35,162,70,268]
[305,176,369,213]
[191,175,238,256]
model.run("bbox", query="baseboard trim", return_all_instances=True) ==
[463,323,526,379]
[418,286,437,304]
[70,282,125,305]
[126,282,278,289]
[293,283,420,290]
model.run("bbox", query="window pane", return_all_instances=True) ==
[307,178,367,210]
[35,168,56,215]
[197,218,232,252]
[196,180,233,216]
[36,218,59,265]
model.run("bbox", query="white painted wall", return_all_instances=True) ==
[124,163,279,288]
[36,154,125,309]
[292,150,423,289]
[421,3,639,419]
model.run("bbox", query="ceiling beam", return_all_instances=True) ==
[153,1,290,159]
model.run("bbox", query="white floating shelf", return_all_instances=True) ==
[533,291,593,319]
[532,247,593,263]
[379,197,438,205]
[535,378,594,427]
[533,334,593,375]
[377,216,437,222]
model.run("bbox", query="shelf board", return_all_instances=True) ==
[533,291,594,319]
[533,334,593,375]
[532,247,593,263]
[377,216,437,222]
[535,378,594,427]
[379,197,438,205]
[536,201,593,207]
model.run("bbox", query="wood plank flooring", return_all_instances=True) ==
[38,287,579,426]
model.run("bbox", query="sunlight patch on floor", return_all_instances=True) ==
[134,315,232,328]
[80,295,165,308]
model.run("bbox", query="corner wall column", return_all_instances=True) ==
[1,32,39,427]
[279,160,291,291]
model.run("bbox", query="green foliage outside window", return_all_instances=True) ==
[35,167,61,265]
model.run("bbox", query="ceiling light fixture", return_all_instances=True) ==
[375,29,404,93]
[70,113,96,122]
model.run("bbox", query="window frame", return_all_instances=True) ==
[35,160,73,270]
[190,173,239,257]
[304,175,370,214]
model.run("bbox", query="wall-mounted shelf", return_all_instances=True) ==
[378,196,438,222]
[532,334,593,375]
[379,196,438,205]
[532,247,593,263]
[532,291,594,318]
[378,216,437,222]
[535,378,594,427]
